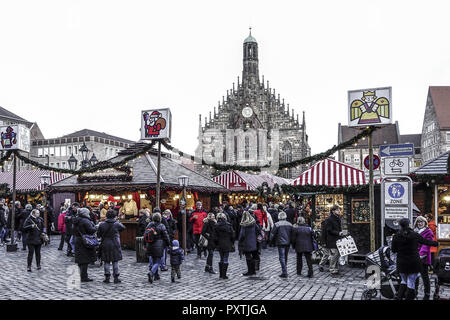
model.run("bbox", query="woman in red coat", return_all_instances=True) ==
[189,201,208,258]
[57,205,68,251]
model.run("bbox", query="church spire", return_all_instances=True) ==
[242,28,259,88]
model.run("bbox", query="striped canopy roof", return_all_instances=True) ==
[213,170,292,191]
[0,170,66,192]
[292,158,367,187]
[413,151,449,175]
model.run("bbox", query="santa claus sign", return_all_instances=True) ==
[0,124,31,152]
[141,108,172,142]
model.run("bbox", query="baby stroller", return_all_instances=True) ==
[433,248,450,300]
[362,246,401,300]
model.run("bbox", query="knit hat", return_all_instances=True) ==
[152,212,162,222]
[25,204,32,210]
[278,211,287,220]
[78,208,90,219]
[172,240,179,247]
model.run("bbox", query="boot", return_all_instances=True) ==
[154,274,160,280]
[405,288,416,300]
[147,272,153,283]
[395,284,407,300]
[222,263,229,279]
[243,259,255,276]
[103,274,111,283]
[113,274,121,284]
[171,276,175,283]
[205,265,210,272]
[423,294,430,300]
[207,264,216,274]
[218,262,224,279]
[255,259,260,271]
[307,269,313,278]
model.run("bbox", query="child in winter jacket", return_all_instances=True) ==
[168,240,184,282]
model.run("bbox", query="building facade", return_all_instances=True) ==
[30,129,136,170]
[421,86,450,163]
[195,31,310,179]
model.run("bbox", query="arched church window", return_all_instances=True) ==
[245,136,250,160]
[282,141,292,163]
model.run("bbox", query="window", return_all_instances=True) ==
[105,147,109,156]
[447,132,450,142]
[61,146,66,157]
[67,146,72,155]
[345,154,351,163]
[353,154,360,163]
[56,163,60,168]
[62,162,66,168]
[43,148,49,156]
[38,148,43,157]
[55,146,60,157]
[74,145,78,155]
[49,147,55,156]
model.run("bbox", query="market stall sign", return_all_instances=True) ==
[348,86,392,127]
[0,124,30,153]
[141,108,172,142]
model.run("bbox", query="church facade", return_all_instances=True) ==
[195,31,310,179]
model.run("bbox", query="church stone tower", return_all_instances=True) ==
[195,30,311,179]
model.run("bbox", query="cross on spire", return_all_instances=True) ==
[249,27,252,36]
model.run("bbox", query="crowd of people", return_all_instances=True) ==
[0,197,443,300]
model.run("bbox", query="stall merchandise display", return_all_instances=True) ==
[314,194,344,227]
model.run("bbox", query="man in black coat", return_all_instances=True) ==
[318,205,345,275]
[284,202,296,224]
[19,204,33,250]
[65,203,80,256]
[23,209,45,271]
[146,212,170,283]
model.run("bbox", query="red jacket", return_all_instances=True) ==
[254,210,268,228]
[190,210,207,234]
[58,212,66,233]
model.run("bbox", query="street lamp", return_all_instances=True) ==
[79,142,90,168]
[40,173,51,234]
[178,175,189,254]
[89,153,98,167]
[68,154,78,170]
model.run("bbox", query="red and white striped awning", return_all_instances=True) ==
[0,170,67,192]
[292,158,367,187]
[212,170,293,191]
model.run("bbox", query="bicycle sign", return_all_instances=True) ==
[383,157,410,175]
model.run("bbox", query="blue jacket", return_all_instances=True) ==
[238,223,259,253]
[168,246,184,265]
[291,224,314,253]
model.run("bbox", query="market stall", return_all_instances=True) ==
[49,144,229,249]
[212,170,293,205]
[411,151,450,252]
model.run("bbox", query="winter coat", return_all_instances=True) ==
[270,220,293,246]
[0,207,6,227]
[57,212,66,233]
[22,215,44,246]
[19,209,32,231]
[168,246,184,265]
[145,221,170,258]
[165,217,177,242]
[137,215,151,237]
[238,223,259,253]
[213,219,235,252]
[268,208,279,224]
[284,207,296,224]
[428,220,438,253]
[190,209,207,234]
[73,216,98,265]
[98,218,126,262]
[391,228,438,274]
[323,213,342,249]
[64,208,76,236]
[291,224,314,253]
[416,228,434,265]
[253,210,268,228]
[201,219,217,250]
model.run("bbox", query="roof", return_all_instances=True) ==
[292,158,366,187]
[413,150,449,175]
[244,30,257,43]
[213,170,292,191]
[0,170,66,192]
[60,129,136,145]
[399,134,421,147]
[0,106,30,123]
[429,86,450,130]
[49,146,229,194]
[338,123,399,147]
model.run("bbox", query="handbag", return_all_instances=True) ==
[30,219,49,245]
[79,229,99,249]
[198,234,208,248]
[257,229,266,243]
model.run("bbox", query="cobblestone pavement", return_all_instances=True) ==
[0,236,447,300]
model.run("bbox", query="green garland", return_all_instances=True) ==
[280,183,371,195]
[410,173,450,184]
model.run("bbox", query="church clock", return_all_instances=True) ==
[242,106,253,118]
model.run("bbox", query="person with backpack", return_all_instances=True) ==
[213,212,234,279]
[137,209,151,237]
[98,210,126,284]
[238,211,260,276]
[145,212,170,283]
[201,212,217,274]
[168,239,184,282]
[190,201,208,259]
[318,205,345,275]
[73,208,98,282]
[270,211,293,278]
[291,216,315,278]
[23,209,45,272]
[392,218,438,300]
[57,203,69,250]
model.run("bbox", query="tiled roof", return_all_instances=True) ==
[0,106,30,123]
[413,151,449,175]
[60,129,136,144]
[399,134,421,148]
[339,123,399,147]
[429,86,450,130]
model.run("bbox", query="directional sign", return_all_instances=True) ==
[379,143,414,157]
[364,154,380,170]
[384,157,410,175]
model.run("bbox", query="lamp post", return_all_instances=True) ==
[79,142,90,169]
[89,153,98,167]
[67,154,78,171]
[178,175,189,254]
[40,173,51,234]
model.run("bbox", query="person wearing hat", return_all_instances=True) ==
[73,207,98,282]
[392,218,438,300]
[318,205,345,275]
[168,239,184,282]
[413,215,435,300]
[98,210,126,284]
[146,212,170,283]
[23,209,45,272]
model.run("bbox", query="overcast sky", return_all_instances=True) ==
[1,0,450,158]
